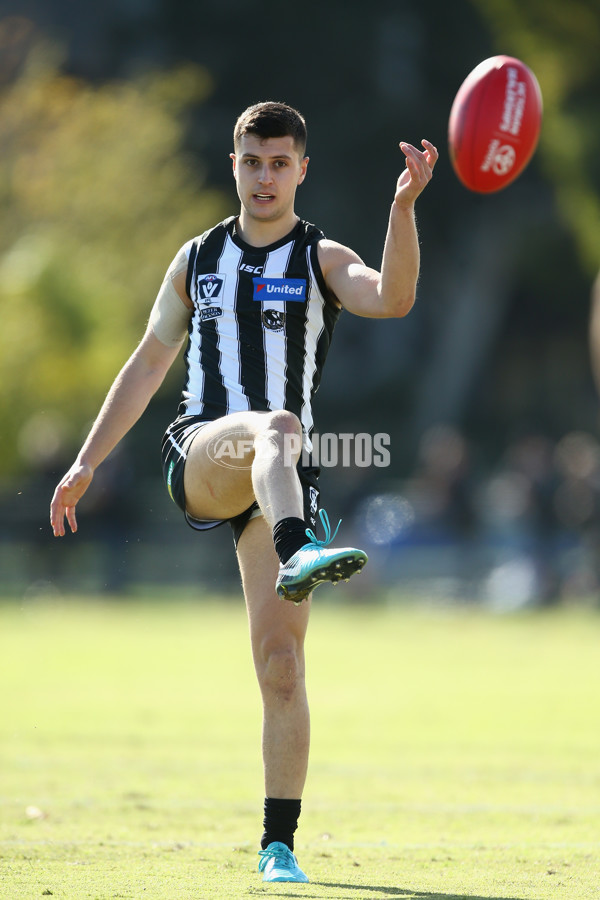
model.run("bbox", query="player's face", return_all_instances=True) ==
[230,134,308,223]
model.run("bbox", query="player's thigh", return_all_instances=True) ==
[183,411,269,519]
[237,515,311,670]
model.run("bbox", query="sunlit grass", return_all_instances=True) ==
[1,597,599,898]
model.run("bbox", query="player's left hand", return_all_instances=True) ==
[50,461,94,537]
[395,140,438,208]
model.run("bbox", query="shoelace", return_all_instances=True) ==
[258,843,295,872]
[304,507,341,547]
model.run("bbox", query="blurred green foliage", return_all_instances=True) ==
[0,47,227,474]
[469,0,600,275]
[2,2,600,483]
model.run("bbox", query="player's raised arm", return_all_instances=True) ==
[320,139,437,319]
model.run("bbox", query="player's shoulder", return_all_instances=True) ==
[316,238,365,277]
[187,217,236,254]
[291,218,326,250]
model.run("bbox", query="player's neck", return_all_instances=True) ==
[236,210,299,248]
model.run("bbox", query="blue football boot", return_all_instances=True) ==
[258,841,309,883]
[275,509,368,604]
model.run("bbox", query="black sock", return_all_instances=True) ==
[273,517,309,565]
[261,797,302,851]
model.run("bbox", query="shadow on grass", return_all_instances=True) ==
[331,888,526,900]
[264,887,526,900]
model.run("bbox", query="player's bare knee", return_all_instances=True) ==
[258,645,304,701]
[254,410,303,465]
[266,409,301,435]
[263,410,302,444]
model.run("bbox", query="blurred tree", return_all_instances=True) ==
[0,43,227,475]
[468,0,600,275]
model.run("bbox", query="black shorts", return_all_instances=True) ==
[161,415,321,547]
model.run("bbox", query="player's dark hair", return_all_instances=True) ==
[233,101,307,156]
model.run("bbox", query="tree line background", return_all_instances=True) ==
[1,0,599,604]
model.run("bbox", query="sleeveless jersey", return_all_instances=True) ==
[180,216,340,449]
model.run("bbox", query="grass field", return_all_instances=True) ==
[0,595,599,899]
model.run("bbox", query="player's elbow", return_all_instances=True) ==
[381,290,416,318]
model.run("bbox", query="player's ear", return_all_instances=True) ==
[298,156,309,186]
[229,152,237,177]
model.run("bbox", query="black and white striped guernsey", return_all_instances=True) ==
[179,216,340,450]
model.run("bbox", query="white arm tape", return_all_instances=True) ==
[148,251,191,348]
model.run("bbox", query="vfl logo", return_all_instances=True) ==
[262,309,286,332]
[197,274,225,304]
[253,277,306,302]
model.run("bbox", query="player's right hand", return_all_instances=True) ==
[50,462,94,537]
[395,140,438,208]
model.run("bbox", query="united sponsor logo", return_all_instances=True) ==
[252,277,306,302]
[197,273,225,303]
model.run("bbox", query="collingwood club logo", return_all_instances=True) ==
[262,309,286,332]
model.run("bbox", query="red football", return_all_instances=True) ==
[448,55,543,193]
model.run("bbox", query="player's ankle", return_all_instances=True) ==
[273,517,309,564]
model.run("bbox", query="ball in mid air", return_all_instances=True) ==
[448,55,543,193]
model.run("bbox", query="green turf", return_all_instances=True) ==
[0,596,598,898]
